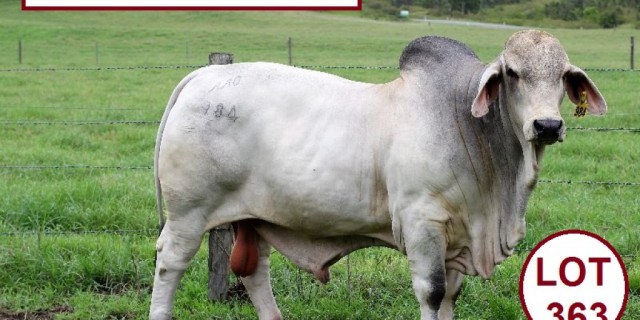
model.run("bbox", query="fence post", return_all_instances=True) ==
[18,39,22,64]
[288,37,293,66]
[209,52,233,65]
[631,36,635,70]
[207,52,234,302]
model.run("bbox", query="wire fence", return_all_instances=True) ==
[2,64,640,73]
[5,107,640,118]
[1,119,640,133]
[0,165,152,170]
[0,120,160,126]
[2,228,637,260]
[0,64,205,73]
[2,64,639,242]
[0,229,158,237]
[1,161,636,187]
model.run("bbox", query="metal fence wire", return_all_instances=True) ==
[1,120,640,132]
[1,65,639,229]
[1,64,639,73]
[0,164,638,186]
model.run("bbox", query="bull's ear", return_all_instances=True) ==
[471,61,502,118]
[564,65,607,116]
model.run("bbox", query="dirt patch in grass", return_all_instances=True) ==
[227,280,249,301]
[0,305,72,320]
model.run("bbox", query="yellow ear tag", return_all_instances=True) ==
[574,91,588,118]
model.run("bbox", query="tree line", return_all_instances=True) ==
[409,0,523,15]
[542,0,636,28]
[369,0,639,28]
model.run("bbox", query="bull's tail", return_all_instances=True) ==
[154,68,204,235]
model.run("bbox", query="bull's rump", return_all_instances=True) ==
[158,62,393,236]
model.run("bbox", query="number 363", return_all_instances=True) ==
[547,302,607,320]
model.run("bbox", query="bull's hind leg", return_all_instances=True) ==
[438,269,464,320]
[240,233,282,320]
[149,215,205,320]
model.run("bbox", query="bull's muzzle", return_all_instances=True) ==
[533,119,564,145]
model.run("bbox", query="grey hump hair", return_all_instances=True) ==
[399,36,479,71]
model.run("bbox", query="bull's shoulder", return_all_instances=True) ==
[399,36,479,73]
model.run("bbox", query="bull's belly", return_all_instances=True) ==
[237,176,392,237]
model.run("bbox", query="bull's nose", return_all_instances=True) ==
[533,119,563,144]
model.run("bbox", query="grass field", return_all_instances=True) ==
[1,0,639,319]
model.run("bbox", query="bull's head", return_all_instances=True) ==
[470,30,607,145]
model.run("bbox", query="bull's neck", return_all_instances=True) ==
[455,67,538,276]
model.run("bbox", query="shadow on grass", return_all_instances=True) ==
[0,305,72,320]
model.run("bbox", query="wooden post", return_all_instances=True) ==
[209,52,233,65]
[208,224,234,301]
[631,36,635,70]
[207,52,234,302]
[288,37,292,66]
[18,39,22,64]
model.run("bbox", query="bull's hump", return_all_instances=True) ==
[399,36,479,73]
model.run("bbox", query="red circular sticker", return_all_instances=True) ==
[519,230,629,320]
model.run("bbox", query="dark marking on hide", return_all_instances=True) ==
[204,103,239,122]
[428,267,446,310]
[214,104,224,118]
[208,75,242,92]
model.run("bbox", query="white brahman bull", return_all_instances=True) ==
[149,30,607,320]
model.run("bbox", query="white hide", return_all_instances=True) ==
[150,30,607,320]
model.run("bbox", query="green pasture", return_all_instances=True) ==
[1,1,639,319]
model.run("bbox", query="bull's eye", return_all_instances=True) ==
[506,67,519,79]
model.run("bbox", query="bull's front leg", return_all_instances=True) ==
[398,210,449,320]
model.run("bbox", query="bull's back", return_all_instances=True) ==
[158,63,392,235]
